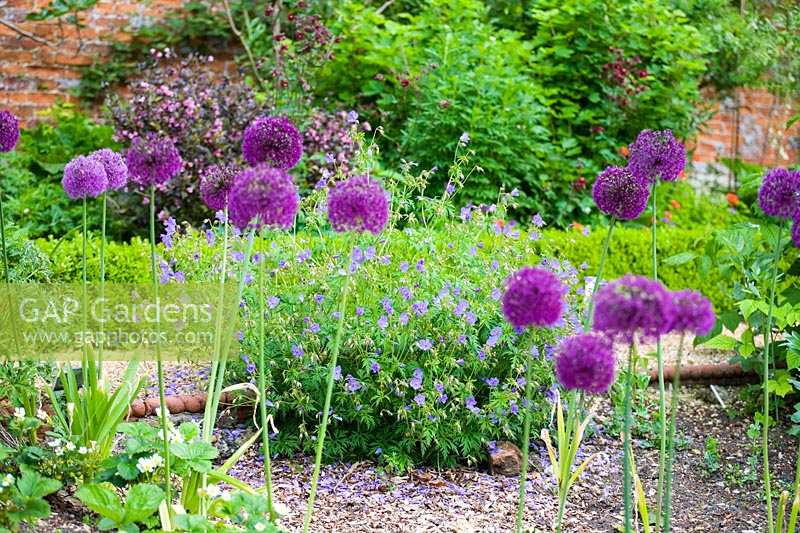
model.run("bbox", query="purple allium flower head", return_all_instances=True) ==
[327,175,389,234]
[62,155,108,199]
[592,166,649,220]
[758,168,800,219]
[228,164,299,230]
[793,219,800,248]
[90,149,127,190]
[200,163,237,211]
[0,110,20,152]
[126,134,182,186]
[668,290,715,336]
[242,116,303,169]
[592,274,675,342]
[627,129,685,183]
[555,333,616,394]
[501,267,565,328]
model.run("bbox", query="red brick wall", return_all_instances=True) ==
[1,1,798,170]
[0,0,185,123]
[693,88,799,170]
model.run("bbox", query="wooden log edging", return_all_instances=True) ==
[648,363,759,386]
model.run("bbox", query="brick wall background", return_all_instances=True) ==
[0,0,184,123]
[693,88,799,187]
[1,0,798,180]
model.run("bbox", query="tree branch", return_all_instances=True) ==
[0,18,51,46]
[219,0,269,94]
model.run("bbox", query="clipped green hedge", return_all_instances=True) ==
[36,236,151,284]
[538,226,730,311]
[37,225,729,310]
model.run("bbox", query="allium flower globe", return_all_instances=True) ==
[758,168,800,219]
[627,129,686,183]
[242,116,303,169]
[90,148,128,190]
[0,110,20,152]
[228,164,299,230]
[200,164,238,211]
[793,219,800,248]
[668,290,715,336]
[126,134,183,186]
[62,155,108,199]
[592,274,675,341]
[592,166,650,220]
[555,334,616,394]
[327,175,389,234]
[501,267,565,328]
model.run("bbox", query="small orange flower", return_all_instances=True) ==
[678,169,687,181]
[495,219,506,228]
[619,145,629,158]
[664,210,673,221]
[725,192,740,207]
[572,222,584,232]
[669,199,681,210]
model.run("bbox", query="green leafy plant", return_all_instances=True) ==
[0,469,61,531]
[702,436,721,476]
[76,482,164,532]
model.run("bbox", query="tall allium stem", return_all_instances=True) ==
[303,273,351,532]
[257,226,276,522]
[555,391,581,533]
[0,188,22,363]
[148,186,172,512]
[623,342,635,533]
[651,182,666,533]
[0,189,9,284]
[196,208,229,516]
[662,333,685,533]
[81,198,97,393]
[207,230,256,434]
[97,192,107,379]
[515,348,538,533]
[202,209,229,442]
[584,217,616,328]
[762,222,785,533]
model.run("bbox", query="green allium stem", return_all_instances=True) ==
[97,192,107,378]
[202,207,229,443]
[0,188,9,284]
[623,343,635,533]
[555,391,582,533]
[303,273,352,533]
[584,217,615,329]
[148,186,172,513]
[662,333,685,532]
[207,229,256,434]
[258,226,276,522]
[651,182,666,533]
[763,222,785,533]
[0,188,21,362]
[515,349,538,533]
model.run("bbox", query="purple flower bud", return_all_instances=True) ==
[242,116,303,169]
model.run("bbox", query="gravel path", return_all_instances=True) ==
[44,334,791,532]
